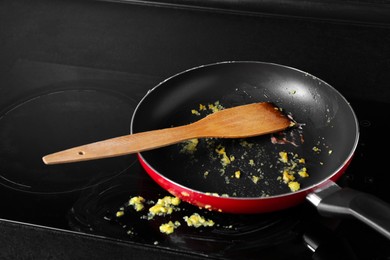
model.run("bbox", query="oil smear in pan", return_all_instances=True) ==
[179,101,309,195]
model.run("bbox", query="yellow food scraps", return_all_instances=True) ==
[159,221,181,234]
[248,159,255,166]
[199,103,206,111]
[205,192,229,197]
[180,138,199,154]
[191,109,200,116]
[251,175,261,184]
[207,101,224,113]
[288,181,300,192]
[191,101,224,116]
[282,170,295,183]
[129,196,145,211]
[312,146,321,153]
[149,196,181,217]
[183,213,215,228]
[240,140,254,148]
[234,170,241,179]
[298,167,309,177]
[278,151,309,192]
[116,210,124,217]
[116,195,216,235]
[215,145,232,167]
[279,151,288,163]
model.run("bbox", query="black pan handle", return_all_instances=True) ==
[306,181,390,240]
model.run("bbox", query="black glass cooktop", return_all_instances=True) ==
[1,0,390,258]
[0,59,389,259]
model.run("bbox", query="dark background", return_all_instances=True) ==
[1,0,390,104]
[0,0,389,259]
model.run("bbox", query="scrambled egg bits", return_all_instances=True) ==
[160,221,181,235]
[129,196,145,211]
[183,213,215,228]
[277,151,309,192]
[149,196,181,217]
[116,195,215,235]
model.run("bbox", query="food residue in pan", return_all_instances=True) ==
[178,101,315,194]
[180,138,199,154]
[276,151,309,192]
[179,101,308,193]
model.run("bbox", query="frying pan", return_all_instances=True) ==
[131,61,390,239]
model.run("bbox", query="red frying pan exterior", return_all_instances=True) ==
[132,61,390,239]
[131,61,358,213]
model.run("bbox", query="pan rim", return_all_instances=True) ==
[131,60,360,201]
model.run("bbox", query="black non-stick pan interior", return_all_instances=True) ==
[132,62,358,198]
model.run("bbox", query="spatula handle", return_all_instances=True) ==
[42,125,194,165]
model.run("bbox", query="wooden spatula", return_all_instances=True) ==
[42,102,292,165]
